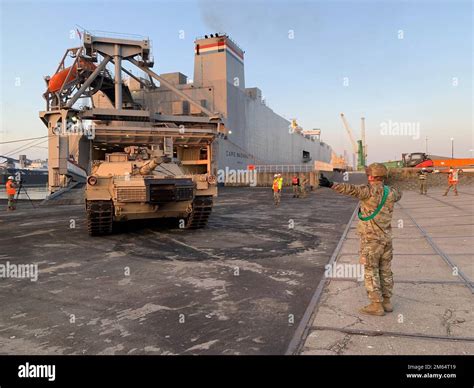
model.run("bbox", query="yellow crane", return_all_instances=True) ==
[340,113,367,170]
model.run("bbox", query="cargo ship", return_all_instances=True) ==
[99,33,332,171]
[42,32,333,192]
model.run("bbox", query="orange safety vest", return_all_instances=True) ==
[448,170,459,184]
[272,180,279,192]
[6,180,16,195]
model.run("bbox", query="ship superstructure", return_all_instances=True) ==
[124,33,332,171]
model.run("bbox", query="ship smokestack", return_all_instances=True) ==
[193,34,245,90]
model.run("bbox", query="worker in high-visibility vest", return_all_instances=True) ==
[272,174,282,206]
[443,167,461,196]
[5,176,17,211]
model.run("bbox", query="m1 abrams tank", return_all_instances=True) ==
[86,145,216,236]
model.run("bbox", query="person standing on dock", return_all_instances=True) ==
[300,175,308,198]
[319,163,402,316]
[272,174,281,206]
[442,167,461,196]
[5,176,17,211]
[418,168,429,195]
[292,175,300,198]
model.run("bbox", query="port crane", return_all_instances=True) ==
[340,113,366,171]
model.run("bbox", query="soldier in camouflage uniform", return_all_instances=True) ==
[418,168,428,195]
[319,163,402,316]
[300,175,308,198]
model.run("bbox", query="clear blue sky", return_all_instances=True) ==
[1,0,472,162]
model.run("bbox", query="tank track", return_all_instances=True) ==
[87,200,114,236]
[185,196,213,229]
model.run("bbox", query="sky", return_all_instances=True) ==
[0,0,472,163]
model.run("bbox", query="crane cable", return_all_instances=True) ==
[1,135,53,156]
[13,139,49,155]
[4,139,49,157]
[0,135,48,145]
[3,138,48,157]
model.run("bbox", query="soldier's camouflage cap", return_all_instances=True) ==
[366,163,388,177]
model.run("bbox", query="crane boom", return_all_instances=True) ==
[340,113,366,170]
[361,117,367,160]
[340,113,358,154]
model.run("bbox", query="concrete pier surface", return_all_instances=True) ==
[0,187,357,355]
[2,183,472,355]
[301,187,474,355]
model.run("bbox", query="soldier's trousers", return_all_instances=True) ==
[273,191,281,205]
[419,180,427,194]
[300,185,307,198]
[360,239,393,303]
[292,185,299,197]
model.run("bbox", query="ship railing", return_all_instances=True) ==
[86,29,149,41]
[254,164,315,173]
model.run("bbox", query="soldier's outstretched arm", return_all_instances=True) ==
[331,183,371,200]
[319,174,371,200]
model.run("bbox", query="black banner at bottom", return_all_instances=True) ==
[0,355,472,387]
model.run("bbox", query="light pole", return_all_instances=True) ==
[450,138,454,159]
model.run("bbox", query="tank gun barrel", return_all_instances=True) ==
[139,156,170,175]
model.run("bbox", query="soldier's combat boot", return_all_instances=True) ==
[359,302,385,316]
[382,298,393,312]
